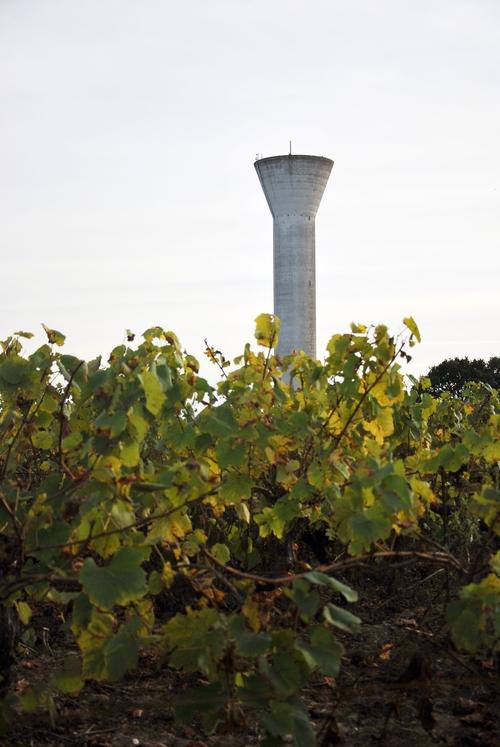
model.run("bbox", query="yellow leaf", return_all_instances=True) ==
[93,456,122,483]
[265,446,276,464]
[410,477,436,505]
[403,316,421,343]
[364,408,394,445]
[254,313,281,348]
[350,323,367,333]
[161,562,175,588]
[484,441,500,462]
[371,380,404,406]
[15,601,32,625]
[242,598,261,632]
[235,502,251,523]
[362,487,376,507]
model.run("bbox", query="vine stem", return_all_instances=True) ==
[204,339,227,378]
[25,488,218,553]
[204,548,465,587]
[300,339,404,474]
[262,332,276,381]
[3,541,465,602]
[0,365,52,482]
[57,361,84,472]
[332,341,405,449]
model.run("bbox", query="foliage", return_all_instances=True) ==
[427,355,500,397]
[0,318,498,743]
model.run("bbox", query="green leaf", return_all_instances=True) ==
[215,440,247,469]
[290,705,317,747]
[229,616,272,657]
[79,547,148,610]
[164,608,227,677]
[20,686,44,713]
[14,330,34,339]
[79,614,139,681]
[296,627,343,677]
[32,430,53,449]
[104,626,140,680]
[265,651,309,697]
[259,700,315,746]
[62,432,83,451]
[139,369,165,415]
[307,462,327,490]
[210,543,230,564]
[259,701,294,737]
[491,551,500,576]
[447,600,482,653]
[175,682,228,734]
[147,510,192,544]
[29,521,71,561]
[348,509,392,553]
[289,580,322,621]
[95,411,128,438]
[219,472,252,503]
[0,358,30,385]
[71,593,92,633]
[323,603,361,633]
[52,655,83,694]
[304,572,358,602]
[127,406,149,442]
[120,439,141,467]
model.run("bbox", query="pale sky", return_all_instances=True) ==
[1,0,499,378]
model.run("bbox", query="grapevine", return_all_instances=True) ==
[0,316,498,744]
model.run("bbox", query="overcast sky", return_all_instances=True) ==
[1,0,499,379]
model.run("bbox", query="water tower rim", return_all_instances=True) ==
[254,154,334,167]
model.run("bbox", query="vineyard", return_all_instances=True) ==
[0,315,498,746]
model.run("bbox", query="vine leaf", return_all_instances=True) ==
[52,655,83,694]
[296,627,343,677]
[210,543,230,564]
[304,572,358,603]
[403,316,421,343]
[323,603,361,633]
[79,614,139,681]
[139,370,165,415]
[254,313,280,348]
[79,547,148,610]
[42,323,66,346]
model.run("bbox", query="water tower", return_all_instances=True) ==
[254,153,333,359]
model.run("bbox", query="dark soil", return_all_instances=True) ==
[2,568,499,747]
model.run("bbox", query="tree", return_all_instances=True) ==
[427,356,500,396]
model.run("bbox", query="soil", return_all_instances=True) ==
[2,568,499,747]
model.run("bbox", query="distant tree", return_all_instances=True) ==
[427,356,500,396]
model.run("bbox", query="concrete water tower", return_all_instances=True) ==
[254,153,333,359]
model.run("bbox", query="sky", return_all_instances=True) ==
[1,0,499,380]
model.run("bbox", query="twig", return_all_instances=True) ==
[57,361,84,472]
[373,568,444,610]
[25,488,218,553]
[0,366,52,481]
[204,339,227,378]
[196,558,244,604]
[262,332,276,381]
[332,342,405,449]
[205,549,465,587]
